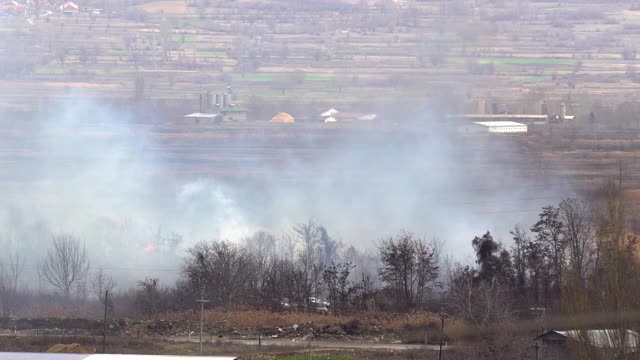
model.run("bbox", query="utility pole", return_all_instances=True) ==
[424,329,428,360]
[619,160,623,191]
[196,288,210,355]
[531,306,545,360]
[102,290,108,353]
[593,114,597,150]
[438,314,445,360]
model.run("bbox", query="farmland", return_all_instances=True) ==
[1,1,640,115]
[1,0,639,194]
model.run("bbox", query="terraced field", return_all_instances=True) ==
[1,1,640,116]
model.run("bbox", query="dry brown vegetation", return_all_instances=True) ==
[159,308,465,332]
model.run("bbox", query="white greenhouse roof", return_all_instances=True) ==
[474,121,527,127]
[184,112,219,118]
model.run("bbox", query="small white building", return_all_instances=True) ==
[61,1,79,14]
[473,121,527,133]
[320,108,339,117]
[324,112,377,123]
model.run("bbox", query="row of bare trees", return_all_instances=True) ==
[0,254,24,317]
[0,233,118,316]
[176,221,443,315]
[180,220,381,314]
[0,217,441,316]
[6,180,640,336]
[444,180,640,359]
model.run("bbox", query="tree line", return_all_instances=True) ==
[1,180,639,338]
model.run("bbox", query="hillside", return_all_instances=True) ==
[1,0,640,116]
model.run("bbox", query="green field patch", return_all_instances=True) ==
[93,68,131,75]
[306,72,332,81]
[196,50,226,57]
[478,57,575,65]
[234,72,335,83]
[522,75,549,83]
[34,66,66,74]
[171,34,196,43]
[240,87,382,103]
[108,49,129,55]
[235,72,282,82]
[187,19,207,27]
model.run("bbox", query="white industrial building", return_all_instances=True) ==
[473,121,528,133]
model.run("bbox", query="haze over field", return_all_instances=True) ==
[5,2,640,360]
[0,97,569,285]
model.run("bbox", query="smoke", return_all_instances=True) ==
[0,98,571,287]
[175,179,255,241]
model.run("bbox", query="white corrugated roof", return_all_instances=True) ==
[320,108,339,117]
[545,329,639,349]
[449,114,548,119]
[474,121,526,127]
[184,112,219,118]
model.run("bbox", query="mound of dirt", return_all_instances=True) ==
[47,343,94,353]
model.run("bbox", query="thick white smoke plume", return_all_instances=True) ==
[0,98,571,287]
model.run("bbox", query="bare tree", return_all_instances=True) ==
[294,220,325,308]
[447,264,512,329]
[279,233,298,262]
[245,231,276,269]
[38,234,90,298]
[137,277,160,315]
[322,262,356,315]
[91,267,116,302]
[378,231,439,311]
[559,198,594,303]
[0,254,22,316]
[183,240,256,306]
[531,205,566,290]
[415,239,439,307]
[244,231,276,294]
[569,181,640,359]
[510,225,529,297]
